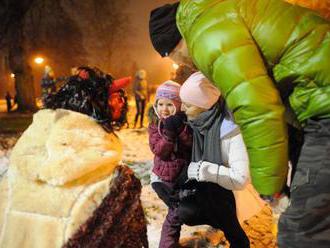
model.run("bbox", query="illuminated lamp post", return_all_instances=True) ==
[34,57,44,65]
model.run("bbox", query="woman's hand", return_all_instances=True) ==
[187,161,202,180]
[188,161,220,184]
[198,161,219,183]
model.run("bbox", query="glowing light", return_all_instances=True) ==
[10,73,15,78]
[172,63,179,70]
[34,57,44,64]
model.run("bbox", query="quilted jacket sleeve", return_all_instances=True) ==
[177,0,288,195]
[148,124,175,160]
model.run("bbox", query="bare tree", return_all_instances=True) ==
[0,0,131,112]
[25,0,87,74]
[0,0,87,112]
[92,0,131,71]
[61,0,132,75]
[0,0,37,111]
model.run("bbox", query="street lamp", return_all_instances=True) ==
[10,73,15,78]
[34,57,44,64]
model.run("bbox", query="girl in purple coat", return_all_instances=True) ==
[148,80,192,248]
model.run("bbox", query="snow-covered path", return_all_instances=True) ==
[118,128,219,247]
[118,128,278,248]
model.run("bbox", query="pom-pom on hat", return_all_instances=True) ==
[149,2,182,57]
[155,80,182,112]
[180,72,221,109]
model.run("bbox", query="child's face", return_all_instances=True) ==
[181,102,206,120]
[156,98,176,119]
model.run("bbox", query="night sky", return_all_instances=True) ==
[0,0,178,97]
[126,0,178,85]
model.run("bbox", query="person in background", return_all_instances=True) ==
[5,91,12,113]
[41,65,56,106]
[149,2,330,246]
[148,80,192,248]
[133,69,149,128]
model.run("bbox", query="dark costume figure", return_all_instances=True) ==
[5,92,12,113]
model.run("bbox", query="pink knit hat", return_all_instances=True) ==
[180,71,220,109]
[155,80,182,112]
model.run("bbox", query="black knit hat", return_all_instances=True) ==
[149,2,182,57]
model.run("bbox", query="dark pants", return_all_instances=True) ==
[152,182,182,248]
[178,182,250,248]
[278,119,330,247]
[134,99,146,128]
[286,124,304,196]
[6,100,12,112]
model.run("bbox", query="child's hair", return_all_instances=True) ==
[148,104,159,125]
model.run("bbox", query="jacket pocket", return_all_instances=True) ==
[291,168,310,193]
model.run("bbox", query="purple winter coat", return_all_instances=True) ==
[148,122,192,182]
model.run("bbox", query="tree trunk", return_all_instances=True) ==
[9,46,37,112]
[14,67,37,112]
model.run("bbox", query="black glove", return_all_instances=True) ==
[174,166,189,190]
[152,182,178,209]
[163,112,187,134]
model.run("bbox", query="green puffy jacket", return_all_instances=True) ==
[176,0,330,195]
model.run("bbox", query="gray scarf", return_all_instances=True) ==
[188,101,224,165]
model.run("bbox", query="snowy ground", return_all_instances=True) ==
[0,134,17,178]
[0,128,278,248]
[117,128,224,248]
[116,128,278,248]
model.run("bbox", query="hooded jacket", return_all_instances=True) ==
[148,123,192,182]
[176,0,330,195]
